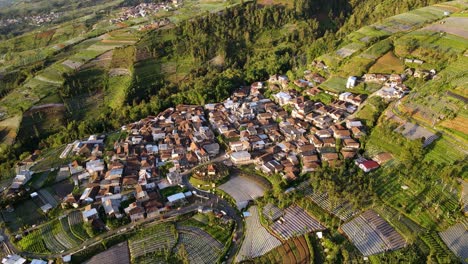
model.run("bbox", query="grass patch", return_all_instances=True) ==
[319,76,347,93]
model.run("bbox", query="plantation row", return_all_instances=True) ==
[270,205,325,240]
[341,210,406,256]
[174,227,223,264]
[439,221,468,262]
[129,223,177,259]
[237,206,281,262]
[255,236,311,264]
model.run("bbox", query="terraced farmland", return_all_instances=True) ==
[129,223,177,260]
[237,206,281,262]
[270,205,325,240]
[341,210,406,256]
[439,221,468,263]
[174,226,224,264]
[16,215,85,254]
[254,236,312,264]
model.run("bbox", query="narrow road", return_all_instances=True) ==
[182,168,244,264]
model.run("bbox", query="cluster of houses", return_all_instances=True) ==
[205,79,372,181]
[110,1,180,24]
[0,12,61,28]
[62,104,220,225]
[360,73,410,99]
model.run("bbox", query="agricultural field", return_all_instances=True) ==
[439,221,468,263]
[128,223,177,260]
[219,174,266,210]
[252,235,312,264]
[319,76,347,93]
[373,166,462,229]
[237,206,281,262]
[270,205,325,240]
[341,210,406,256]
[174,225,224,264]
[85,241,130,264]
[16,214,85,254]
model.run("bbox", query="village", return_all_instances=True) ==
[3,63,408,233]
[1,59,461,264]
[109,1,182,24]
[0,12,62,28]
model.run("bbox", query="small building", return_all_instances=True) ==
[82,208,99,222]
[2,255,26,264]
[167,192,187,204]
[346,76,357,88]
[357,160,380,172]
[230,151,251,165]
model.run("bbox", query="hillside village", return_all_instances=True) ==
[0,1,467,263]
[4,64,406,230]
[4,55,465,263]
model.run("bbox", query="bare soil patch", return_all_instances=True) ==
[423,17,468,38]
[369,51,405,73]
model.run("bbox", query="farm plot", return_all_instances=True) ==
[341,210,406,256]
[174,226,223,264]
[129,223,177,260]
[270,205,325,240]
[423,17,468,39]
[237,206,281,262]
[85,241,130,264]
[254,236,311,264]
[394,122,438,147]
[219,175,265,210]
[306,190,359,221]
[439,221,468,263]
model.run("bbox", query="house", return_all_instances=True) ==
[102,197,122,218]
[167,168,182,185]
[346,76,357,88]
[10,170,32,190]
[86,159,105,174]
[342,138,360,149]
[274,92,292,106]
[79,186,100,204]
[230,151,251,165]
[333,129,351,139]
[2,255,27,264]
[351,126,366,138]
[202,143,220,157]
[125,203,145,222]
[82,208,99,222]
[357,160,380,172]
[346,120,363,129]
[373,152,393,164]
[321,152,339,162]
